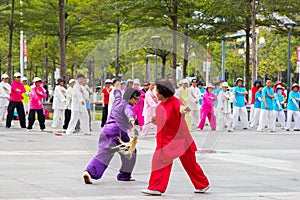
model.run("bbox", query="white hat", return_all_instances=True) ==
[236,78,243,83]
[276,85,284,90]
[291,83,299,90]
[105,79,112,84]
[133,79,140,85]
[1,74,9,79]
[181,79,188,84]
[69,79,75,84]
[21,77,28,81]
[127,79,133,83]
[13,72,21,77]
[222,82,229,87]
[32,77,42,83]
[206,83,215,89]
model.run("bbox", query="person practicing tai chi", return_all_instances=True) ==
[141,79,209,196]
[83,85,141,184]
[26,77,47,131]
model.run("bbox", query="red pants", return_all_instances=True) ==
[148,146,209,193]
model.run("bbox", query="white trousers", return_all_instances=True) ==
[67,110,89,134]
[274,111,286,128]
[190,109,200,128]
[249,108,261,128]
[232,106,248,129]
[257,110,276,131]
[250,104,254,122]
[0,106,7,125]
[141,108,156,136]
[52,109,65,128]
[216,111,233,131]
[23,103,30,114]
[286,110,300,130]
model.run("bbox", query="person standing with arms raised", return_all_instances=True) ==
[6,72,26,129]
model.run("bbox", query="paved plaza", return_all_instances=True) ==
[0,120,300,200]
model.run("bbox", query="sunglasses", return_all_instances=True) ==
[16,76,21,78]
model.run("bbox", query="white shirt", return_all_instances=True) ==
[65,86,74,110]
[0,82,11,107]
[71,83,89,112]
[217,90,232,114]
[142,89,158,116]
[52,85,67,110]
[189,86,201,110]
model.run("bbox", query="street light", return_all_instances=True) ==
[284,21,296,90]
[255,37,266,80]
[151,35,161,80]
[146,54,153,82]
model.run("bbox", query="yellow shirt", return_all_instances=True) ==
[22,85,31,104]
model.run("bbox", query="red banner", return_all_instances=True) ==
[24,40,27,56]
[297,46,300,62]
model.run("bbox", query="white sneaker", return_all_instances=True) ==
[141,189,162,196]
[65,131,72,136]
[194,185,210,193]
[83,171,93,184]
[26,129,31,132]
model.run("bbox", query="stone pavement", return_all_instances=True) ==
[0,120,299,200]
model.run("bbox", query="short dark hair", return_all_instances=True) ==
[191,78,197,83]
[76,74,85,79]
[257,85,263,90]
[113,78,120,84]
[265,78,271,82]
[156,79,175,98]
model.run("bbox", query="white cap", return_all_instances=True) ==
[22,77,28,81]
[206,83,215,88]
[32,77,42,83]
[181,79,188,84]
[69,79,75,84]
[222,82,229,87]
[13,72,21,78]
[105,79,112,84]
[127,79,133,83]
[1,74,9,79]
[133,79,140,85]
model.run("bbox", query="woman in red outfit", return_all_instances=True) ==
[141,79,210,196]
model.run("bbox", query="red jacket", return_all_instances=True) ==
[153,96,197,170]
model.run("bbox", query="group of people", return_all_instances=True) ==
[0,72,94,134]
[0,72,47,131]
[174,77,300,133]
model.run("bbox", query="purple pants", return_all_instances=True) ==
[85,124,137,181]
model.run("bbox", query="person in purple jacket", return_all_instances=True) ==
[83,85,141,184]
[6,72,26,128]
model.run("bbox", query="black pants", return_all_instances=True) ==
[27,109,45,130]
[6,101,26,128]
[101,104,109,127]
[63,109,71,129]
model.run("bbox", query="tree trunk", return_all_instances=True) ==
[183,31,189,78]
[251,0,257,83]
[45,42,49,81]
[7,0,15,78]
[245,18,251,91]
[59,0,66,79]
[116,24,120,78]
[161,56,167,79]
[52,59,55,89]
[171,0,178,83]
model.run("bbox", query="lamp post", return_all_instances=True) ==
[284,22,296,90]
[151,35,161,80]
[146,54,153,82]
[255,37,266,80]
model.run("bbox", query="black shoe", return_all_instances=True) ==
[286,129,289,131]
[5,126,10,129]
[294,129,300,131]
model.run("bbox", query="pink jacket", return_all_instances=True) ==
[202,92,217,113]
[10,81,26,102]
[30,86,47,109]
